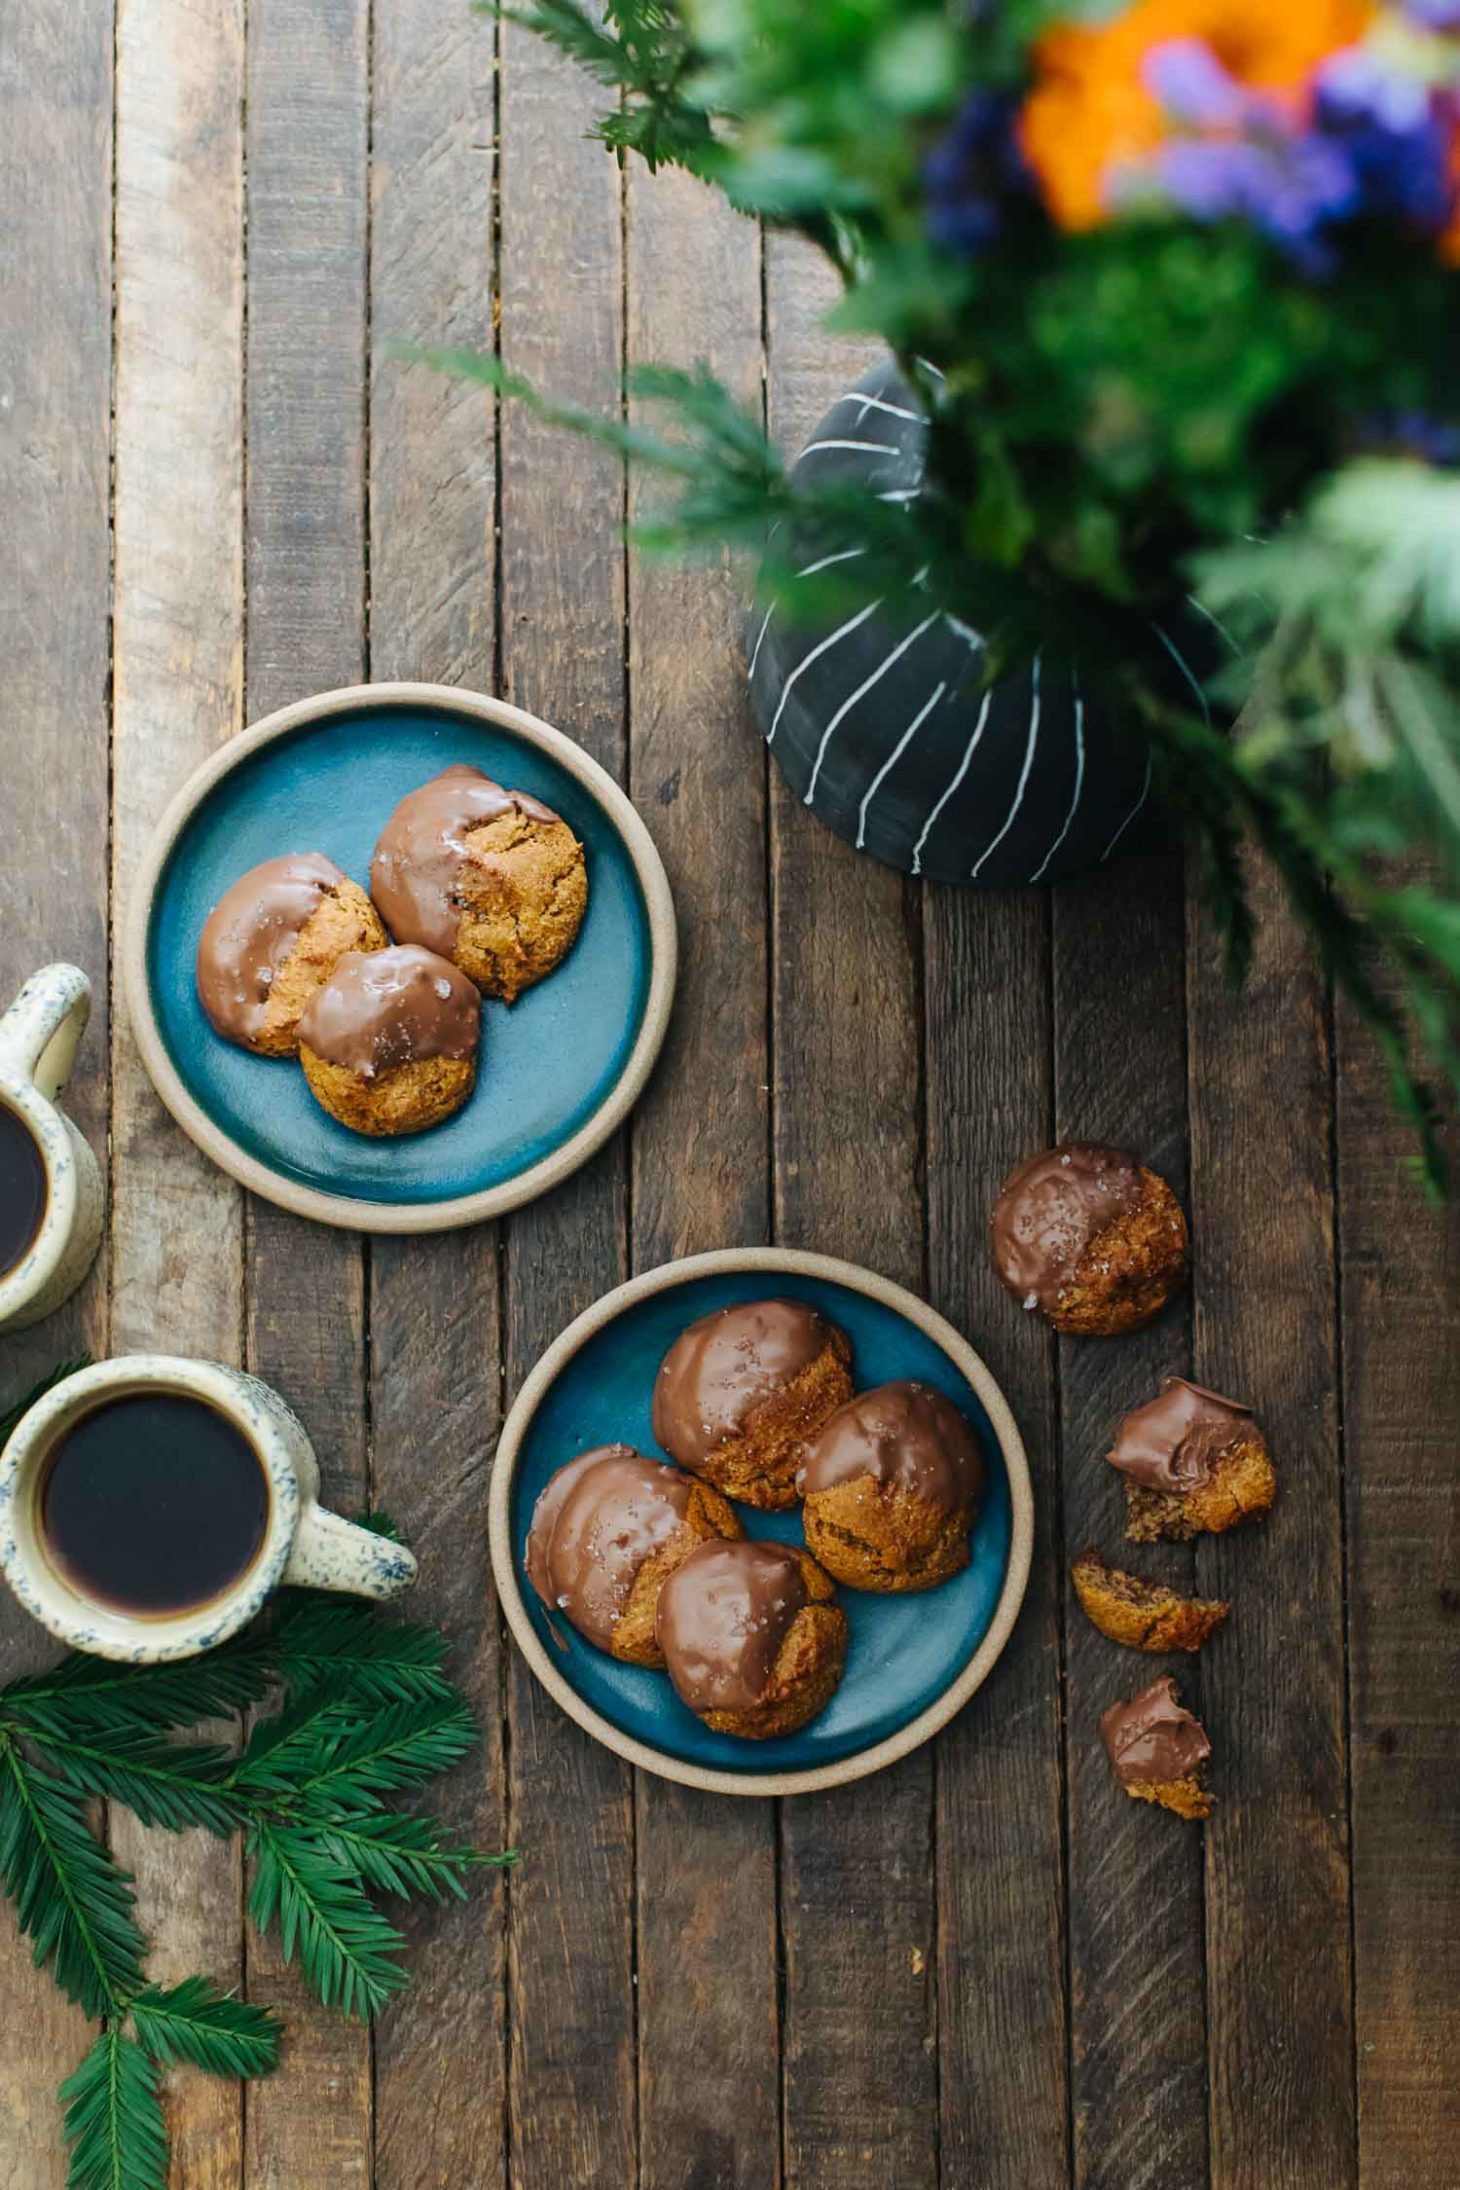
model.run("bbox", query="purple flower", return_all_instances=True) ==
[923,91,1034,256]
[1400,0,1460,28]
[1155,132,1358,259]
[1359,409,1460,464]
[1144,39,1257,130]
[1314,47,1456,228]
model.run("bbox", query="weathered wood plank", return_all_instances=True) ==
[1338,993,1459,2189]
[497,18,637,2189]
[0,2,115,2179]
[925,875,1068,2190]
[110,2,248,2183]
[1188,860,1351,2190]
[1052,852,1205,2190]
[626,168,779,2190]
[368,3,506,2182]
[240,3,373,2182]
[765,233,935,2190]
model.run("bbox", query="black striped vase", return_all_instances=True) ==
[746,359,1213,889]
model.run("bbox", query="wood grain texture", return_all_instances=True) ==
[765,234,935,2190]
[368,5,506,2185]
[924,877,1068,2190]
[241,3,373,2181]
[1187,858,1352,2190]
[0,2,115,2178]
[498,19,637,2189]
[111,3,248,2183]
[1337,994,1459,2189]
[1052,852,1204,2190]
[626,166,779,2190]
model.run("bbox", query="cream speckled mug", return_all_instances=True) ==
[0,964,105,1332]
[0,1356,418,1662]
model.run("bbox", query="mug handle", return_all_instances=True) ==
[0,964,92,1103]
[284,1505,419,1600]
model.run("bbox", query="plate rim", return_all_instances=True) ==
[490,1246,1035,1797]
[122,681,678,1235]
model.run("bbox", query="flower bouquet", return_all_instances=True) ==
[448,0,1460,1185]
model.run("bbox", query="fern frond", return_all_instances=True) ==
[129,1977,282,2080]
[247,1821,408,2020]
[0,1738,145,2018]
[59,2028,167,2190]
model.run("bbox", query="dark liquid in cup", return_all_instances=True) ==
[39,1392,269,1616]
[0,1103,47,1277]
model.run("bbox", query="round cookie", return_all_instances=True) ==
[654,1537,847,1739]
[799,1379,984,1592]
[197,852,387,1056]
[525,1444,741,1667]
[991,1141,1188,1336]
[370,762,588,1004]
[1107,1376,1276,1542]
[651,1298,854,1511]
[297,945,480,1137]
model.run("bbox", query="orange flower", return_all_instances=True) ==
[1020,0,1378,230]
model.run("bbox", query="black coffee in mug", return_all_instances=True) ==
[38,1392,269,1616]
[0,1102,47,1278]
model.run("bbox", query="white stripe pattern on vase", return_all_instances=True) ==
[855,682,949,850]
[804,613,940,804]
[766,597,884,746]
[1029,674,1085,883]
[911,687,994,877]
[1155,622,1211,722]
[840,390,922,425]
[1184,591,1239,653]
[1101,748,1153,861]
[971,652,1043,880]
[798,438,902,460]
[748,547,867,680]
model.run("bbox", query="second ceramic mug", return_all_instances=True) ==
[0,1356,418,1662]
[0,963,106,1332]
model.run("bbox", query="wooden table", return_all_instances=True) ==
[2,5,1456,2186]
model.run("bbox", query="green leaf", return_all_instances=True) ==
[248,1820,408,2020]
[0,1738,146,2018]
[129,1977,282,2080]
[316,1812,516,1903]
[60,2028,168,2190]
[272,1596,454,1708]
[3,1638,276,1740]
[29,1728,245,1838]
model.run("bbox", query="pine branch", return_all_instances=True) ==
[273,1596,454,1708]
[59,2029,167,2190]
[26,1727,245,1838]
[1,1641,277,1741]
[273,1697,478,1815]
[316,1812,516,1903]
[0,1737,145,2018]
[129,1978,282,2080]
[248,1820,409,2020]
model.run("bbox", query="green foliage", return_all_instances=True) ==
[59,2030,167,2190]
[478,0,1460,1188]
[0,1385,505,2190]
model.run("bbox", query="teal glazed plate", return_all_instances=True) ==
[490,1249,1034,1797]
[123,684,676,1234]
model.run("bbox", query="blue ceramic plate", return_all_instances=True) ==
[491,1250,1033,1796]
[124,685,676,1234]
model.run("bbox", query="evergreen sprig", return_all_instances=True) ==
[0,1365,515,2190]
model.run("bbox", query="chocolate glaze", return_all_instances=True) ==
[197,852,345,1044]
[1108,1377,1252,1493]
[652,1299,839,1469]
[991,1141,1144,1311]
[655,1538,808,1716]
[296,945,479,1080]
[526,1446,692,1650]
[370,763,560,957]
[1099,1677,1211,1789]
[798,1379,984,1514]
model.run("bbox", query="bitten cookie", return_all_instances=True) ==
[197,853,388,1056]
[525,1445,740,1667]
[1108,1376,1276,1542]
[799,1379,984,1592]
[370,763,588,1004]
[297,945,480,1136]
[651,1298,854,1511]
[991,1142,1188,1335]
[655,1537,847,1739]
[1099,1676,1213,1818]
[1071,1547,1229,1653]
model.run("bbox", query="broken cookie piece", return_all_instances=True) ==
[1099,1676,1213,1819]
[1071,1547,1229,1653]
[1108,1375,1276,1542]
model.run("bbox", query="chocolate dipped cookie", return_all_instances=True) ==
[197,853,387,1057]
[298,945,480,1136]
[1108,1376,1276,1541]
[655,1537,847,1739]
[991,1141,1188,1336]
[799,1379,984,1592]
[652,1298,853,1511]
